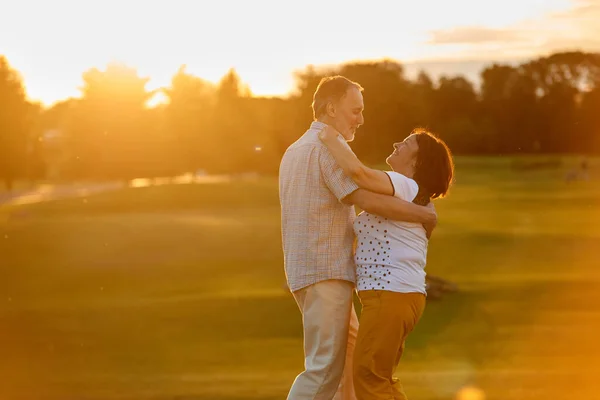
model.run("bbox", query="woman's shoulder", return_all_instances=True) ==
[384,171,419,201]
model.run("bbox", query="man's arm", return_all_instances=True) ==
[344,189,437,238]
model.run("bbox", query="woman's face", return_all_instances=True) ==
[386,134,419,177]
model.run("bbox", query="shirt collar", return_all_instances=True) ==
[310,121,327,131]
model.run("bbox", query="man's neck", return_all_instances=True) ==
[317,116,335,127]
[317,117,344,135]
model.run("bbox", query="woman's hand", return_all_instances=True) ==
[423,202,437,239]
[318,125,340,142]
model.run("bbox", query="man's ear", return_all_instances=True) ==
[326,101,336,117]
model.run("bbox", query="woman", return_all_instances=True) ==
[318,126,454,400]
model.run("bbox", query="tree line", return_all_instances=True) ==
[0,51,599,189]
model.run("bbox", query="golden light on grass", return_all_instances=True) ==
[456,385,486,400]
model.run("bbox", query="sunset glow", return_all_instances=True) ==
[1,0,598,106]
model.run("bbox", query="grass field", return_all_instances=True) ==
[1,157,599,400]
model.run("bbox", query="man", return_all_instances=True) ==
[279,75,436,400]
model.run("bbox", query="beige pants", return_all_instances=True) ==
[287,279,359,400]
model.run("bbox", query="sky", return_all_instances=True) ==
[1,0,599,106]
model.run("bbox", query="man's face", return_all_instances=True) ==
[331,87,364,142]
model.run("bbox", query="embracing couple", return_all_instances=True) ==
[279,76,455,400]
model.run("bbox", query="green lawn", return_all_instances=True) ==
[1,157,599,400]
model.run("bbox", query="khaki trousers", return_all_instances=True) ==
[287,279,359,400]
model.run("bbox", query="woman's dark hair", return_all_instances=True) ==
[411,128,455,206]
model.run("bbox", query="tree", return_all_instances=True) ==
[522,51,600,153]
[245,96,296,173]
[479,64,539,153]
[430,76,479,153]
[64,63,156,181]
[0,56,36,190]
[580,87,600,153]
[163,65,216,174]
[409,71,436,129]
[210,68,257,173]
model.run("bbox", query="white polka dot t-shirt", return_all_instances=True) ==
[354,171,428,294]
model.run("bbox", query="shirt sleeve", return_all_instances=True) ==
[318,145,359,202]
[385,171,419,202]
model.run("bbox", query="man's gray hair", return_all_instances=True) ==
[312,75,363,120]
